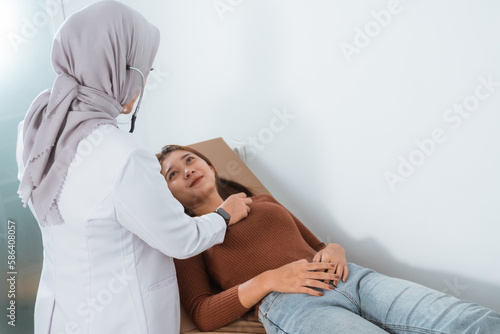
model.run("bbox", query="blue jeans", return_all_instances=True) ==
[258,263,500,333]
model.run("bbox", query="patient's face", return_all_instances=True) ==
[160,150,217,209]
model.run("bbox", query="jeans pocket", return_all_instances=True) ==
[259,291,282,317]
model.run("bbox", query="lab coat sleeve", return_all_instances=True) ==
[113,147,227,259]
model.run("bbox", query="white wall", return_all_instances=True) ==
[66,0,500,311]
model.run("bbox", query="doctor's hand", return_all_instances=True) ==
[312,243,349,285]
[219,193,252,226]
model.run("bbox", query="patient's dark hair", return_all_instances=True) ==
[156,145,254,207]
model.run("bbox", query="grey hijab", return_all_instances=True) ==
[18,1,160,226]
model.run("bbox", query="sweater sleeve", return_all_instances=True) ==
[263,195,326,251]
[174,254,251,331]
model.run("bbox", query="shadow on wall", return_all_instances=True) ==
[345,237,500,313]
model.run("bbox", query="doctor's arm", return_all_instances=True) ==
[113,148,246,259]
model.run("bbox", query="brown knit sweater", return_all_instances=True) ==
[174,194,326,331]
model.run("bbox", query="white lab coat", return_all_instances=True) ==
[17,124,227,334]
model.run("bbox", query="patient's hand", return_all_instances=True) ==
[238,259,338,308]
[266,259,339,296]
[219,193,252,226]
[312,243,349,284]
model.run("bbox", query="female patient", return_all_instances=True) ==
[156,145,500,334]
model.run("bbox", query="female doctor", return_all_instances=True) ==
[16,2,251,333]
